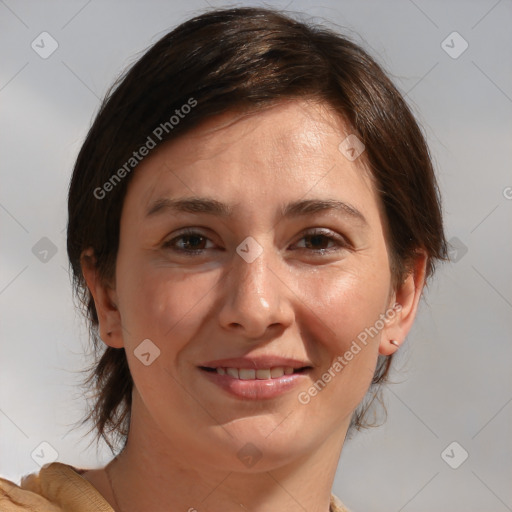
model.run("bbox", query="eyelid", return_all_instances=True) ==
[162,226,351,255]
[292,227,352,250]
[162,228,215,251]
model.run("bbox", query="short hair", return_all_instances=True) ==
[66,6,448,453]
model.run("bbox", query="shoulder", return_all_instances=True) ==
[0,470,60,511]
[331,492,353,512]
[0,462,113,512]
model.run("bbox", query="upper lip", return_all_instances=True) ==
[199,356,313,370]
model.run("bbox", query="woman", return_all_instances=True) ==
[0,6,447,511]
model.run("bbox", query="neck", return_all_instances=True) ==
[105,391,348,512]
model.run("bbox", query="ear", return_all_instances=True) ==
[80,248,124,349]
[379,250,428,356]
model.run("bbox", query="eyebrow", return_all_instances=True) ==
[145,196,367,225]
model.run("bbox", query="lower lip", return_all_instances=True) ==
[199,368,310,400]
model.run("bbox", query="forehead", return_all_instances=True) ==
[123,99,379,221]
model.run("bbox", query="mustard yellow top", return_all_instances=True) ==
[0,462,351,511]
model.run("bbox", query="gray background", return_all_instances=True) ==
[1,1,511,511]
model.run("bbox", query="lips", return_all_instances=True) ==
[197,356,313,400]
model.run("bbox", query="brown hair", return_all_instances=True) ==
[67,6,448,453]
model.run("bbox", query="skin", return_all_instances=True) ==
[80,98,427,512]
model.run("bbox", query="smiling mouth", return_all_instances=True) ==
[199,366,311,380]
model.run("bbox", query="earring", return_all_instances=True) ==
[390,340,400,347]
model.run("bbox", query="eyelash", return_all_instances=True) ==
[162,228,349,256]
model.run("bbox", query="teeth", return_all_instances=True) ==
[256,368,271,379]
[239,369,256,380]
[215,366,299,380]
[226,367,239,378]
[270,367,284,378]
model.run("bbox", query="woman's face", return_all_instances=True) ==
[96,99,415,471]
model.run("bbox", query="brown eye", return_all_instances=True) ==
[293,229,348,253]
[163,230,213,255]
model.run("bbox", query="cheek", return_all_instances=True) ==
[295,311,384,428]
[118,261,220,351]
[299,260,391,349]
[117,244,391,353]
[115,262,217,406]
[295,259,391,412]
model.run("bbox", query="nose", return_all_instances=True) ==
[217,239,294,340]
